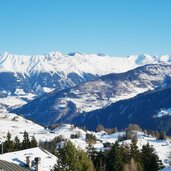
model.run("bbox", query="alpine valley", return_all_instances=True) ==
[1,51,171,133]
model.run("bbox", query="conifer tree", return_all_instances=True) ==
[22,131,31,149]
[92,150,107,171]
[52,141,94,171]
[4,131,14,152]
[130,140,141,163]
[14,136,21,151]
[107,141,124,171]
[141,143,164,171]
[129,140,143,170]
[30,136,37,148]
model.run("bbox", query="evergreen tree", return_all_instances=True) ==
[107,142,124,171]
[22,131,31,149]
[39,135,64,154]
[4,131,14,152]
[49,140,57,154]
[93,150,107,171]
[52,141,94,171]
[14,136,21,151]
[130,140,141,163]
[141,143,164,171]
[88,142,107,171]
[122,144,131,164]
[86,143,95,159]
[30,136,37,148]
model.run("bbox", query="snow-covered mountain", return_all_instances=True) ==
[73,87,171,132]
[2,51,171,170]
[0,51,171,112]
[13,63,171,127]
[2,52,167,75]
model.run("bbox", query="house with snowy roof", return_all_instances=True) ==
[0,147,57,171]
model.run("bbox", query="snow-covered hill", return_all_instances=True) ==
[13,63,171,127]
[0,113,171,169]
[0,51,171,111]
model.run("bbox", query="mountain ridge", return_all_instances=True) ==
[1,51,170,112]
[13,63,171,128]
[73,86,171,133]
[1,51,171,75]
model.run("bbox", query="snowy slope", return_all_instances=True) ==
[0,113,171,169]
[13,63,171,127]
[120,133,171,168]
[0,51,137,112]
[0,51,171,111]
[0,113,49,142]
[0,112,88,142]
[155,108,171,118]
[1,52,171,75]
[73,86,171,132]
[0,52,165,75]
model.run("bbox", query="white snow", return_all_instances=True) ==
[15,89,26,95]
[51,63,171,115]
[155,108,171,118]
[52,83,152,114]
[0,113,171,169]
[1,51,171,170]
[0,96,27,110]
[43,87,55,93]
[0,52,170,76]
[136,137,171,167]
[0,52,171,113]
[0,147,57,171]
[0,93,36,112]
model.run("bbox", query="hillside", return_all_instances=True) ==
[0,113,171,168]
[73,87,171,133]
[13,64,171,128]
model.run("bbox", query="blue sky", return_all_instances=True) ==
[0,0,170,56]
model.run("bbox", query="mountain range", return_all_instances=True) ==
[1,51,171,133]
[0,51,140,111]
[13,63,171,132]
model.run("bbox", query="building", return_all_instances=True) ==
[0,159,28,171]
[0,147,57,171]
